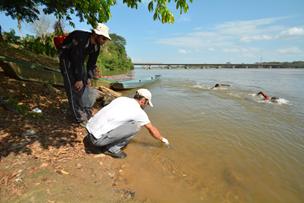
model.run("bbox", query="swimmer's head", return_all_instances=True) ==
[270,97,279,102]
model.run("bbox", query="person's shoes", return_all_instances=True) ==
[83,135,106,154]
[104,150,127,159]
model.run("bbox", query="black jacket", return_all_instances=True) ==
[61,30,100,81]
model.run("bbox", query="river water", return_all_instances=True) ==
[120,68,304,203]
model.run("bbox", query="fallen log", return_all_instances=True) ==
[96,86,121,106]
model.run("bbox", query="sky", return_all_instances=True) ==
[1,0,304,64]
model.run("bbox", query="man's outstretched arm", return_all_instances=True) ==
[144,123,169,145]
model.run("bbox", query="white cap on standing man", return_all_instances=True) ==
[93,23,111,40]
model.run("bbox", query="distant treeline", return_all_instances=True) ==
[0,29,133,75]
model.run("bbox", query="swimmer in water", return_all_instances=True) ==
[211,83,231,89]
[257,91,279,103]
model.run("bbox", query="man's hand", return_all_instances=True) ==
[144,123,169,145]
[74,80,84,92]
[161,137,170,145]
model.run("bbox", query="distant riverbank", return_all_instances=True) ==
[135,61,304,69]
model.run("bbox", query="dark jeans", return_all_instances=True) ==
[59,56,91,122]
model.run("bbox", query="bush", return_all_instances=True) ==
[97,33,133,75]
[20,34,57,57]
[1,29,134,75]
[2,29,20,44]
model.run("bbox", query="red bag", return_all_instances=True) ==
[53,35,67,49]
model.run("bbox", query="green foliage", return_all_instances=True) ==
[2,29,20,44]
[0,0,40,23]
[1,29,134,75]
[19,34,57,57]
[97,33,133,75]
[0,0,193,27]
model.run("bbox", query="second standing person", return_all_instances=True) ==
[59,23,111,124]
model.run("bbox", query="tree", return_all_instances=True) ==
[97,33,133,75]
[53,19,65,35]
[0,0,193,28]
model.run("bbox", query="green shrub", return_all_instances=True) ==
[1,29,134,75]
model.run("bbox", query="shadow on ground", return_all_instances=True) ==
[0,70,85,158]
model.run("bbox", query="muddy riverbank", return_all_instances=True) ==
[0,68,142,202]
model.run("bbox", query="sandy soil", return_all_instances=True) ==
[0,69,140,203]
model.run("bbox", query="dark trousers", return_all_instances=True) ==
[59,56,91,123]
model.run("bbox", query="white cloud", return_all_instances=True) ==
[215,17,281,35]
[277,47,303,54]
[178,49,190,54]
[157,17,285,48]
[222,47,258,54]
[223,48,242,53]
[157,35,206,48]
[156,16,303,62]
[193,27,203,31]
[240,26,304,42]
[240,34,273,42]
[279,27,304,38]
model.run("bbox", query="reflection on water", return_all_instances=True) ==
[121,69,304,203]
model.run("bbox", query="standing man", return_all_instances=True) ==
[59,23,111,124]
[85,88,170,159]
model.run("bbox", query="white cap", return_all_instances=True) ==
[93,23,111,40]
[136,88,153,107]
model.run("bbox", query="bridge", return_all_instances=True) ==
[133,63,283,69]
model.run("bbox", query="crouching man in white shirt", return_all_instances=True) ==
[85,88,169,159]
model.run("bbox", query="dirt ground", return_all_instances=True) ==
[0,68,140,203]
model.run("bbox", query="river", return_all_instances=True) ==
[120,68,304,203]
